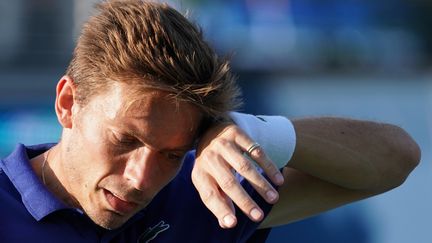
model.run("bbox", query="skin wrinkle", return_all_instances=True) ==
[45,81,203,229]
[15,1,421,237]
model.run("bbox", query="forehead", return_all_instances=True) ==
[92,82,198,116]
[90,82,203,145]
[121,84,200,120]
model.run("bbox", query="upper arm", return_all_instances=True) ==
[258,166,377,229]
[258,117,420,229]
[189,115,419,231]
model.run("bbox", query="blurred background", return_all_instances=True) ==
[0,0,430,242]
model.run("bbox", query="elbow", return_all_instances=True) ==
[396,131,421,184]
[379,125,421,191]
[404,134,421,172]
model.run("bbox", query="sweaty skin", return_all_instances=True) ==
[31,77,202,229]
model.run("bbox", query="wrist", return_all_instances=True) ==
[229,112,296,169]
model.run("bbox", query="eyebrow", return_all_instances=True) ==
[121,129,196,152]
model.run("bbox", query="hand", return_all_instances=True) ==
[192,122,285,228]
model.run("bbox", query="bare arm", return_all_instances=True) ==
[260,117,421,228]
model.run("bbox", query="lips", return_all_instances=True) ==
[103,189,138,215]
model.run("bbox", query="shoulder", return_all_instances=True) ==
[0,160,19,197]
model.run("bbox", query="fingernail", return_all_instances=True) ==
[223,215,236,227]
[250,208,262,221]
[275,173,284,185]
[266,190,278,202]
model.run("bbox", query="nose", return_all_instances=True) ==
[123,146,157,191]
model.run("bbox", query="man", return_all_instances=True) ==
[0,1,420,242]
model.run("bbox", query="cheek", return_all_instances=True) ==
[147,161,183,194]
[157,161,184,186]
[65,136,119,188]
[75,122,123,173]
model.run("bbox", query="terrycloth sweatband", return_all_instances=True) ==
[229,112,296,169]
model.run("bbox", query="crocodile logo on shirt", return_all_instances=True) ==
[137,220,170,243]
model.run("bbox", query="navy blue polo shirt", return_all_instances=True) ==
[0,144,273,243]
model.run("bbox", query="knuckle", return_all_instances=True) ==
[251,146,266,158]
[237,196,255,210]
[223,125,242,137]
[203,150,218,162]
[249,177,270,195]
[200,188,216,202]
[219,176,237,191]
[229,125,242,134]
[191,168,202,184]
[215,138,232,149]
[236,159,254,174]
[262,159,275,171]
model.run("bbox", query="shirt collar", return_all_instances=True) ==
[0,143,69,221]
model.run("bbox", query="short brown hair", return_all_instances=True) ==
[66,0,241,118]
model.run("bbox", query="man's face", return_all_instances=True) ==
[59,82,202,229]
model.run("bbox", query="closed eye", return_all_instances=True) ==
[112,131,141,148]
[161,151,187,165]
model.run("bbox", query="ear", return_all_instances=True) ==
[55,76,77,129]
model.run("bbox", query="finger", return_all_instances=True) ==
[217,192,237,228]
[232,128,285,186]
[208,155,265,222]
[192,168,238,228]
[247,144,285,185]
[221,143,280,204]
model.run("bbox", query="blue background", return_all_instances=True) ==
[0,1,430,242]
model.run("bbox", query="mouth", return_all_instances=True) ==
[103,189,138,215]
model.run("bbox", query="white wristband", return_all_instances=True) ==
[229,112,296,168]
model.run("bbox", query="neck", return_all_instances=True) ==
[30,145,81,209]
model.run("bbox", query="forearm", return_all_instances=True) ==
[288,117,420,192]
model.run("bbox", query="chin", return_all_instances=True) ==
[98,221,125,230]
[86,209,133,230]
[93,214,130,230]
